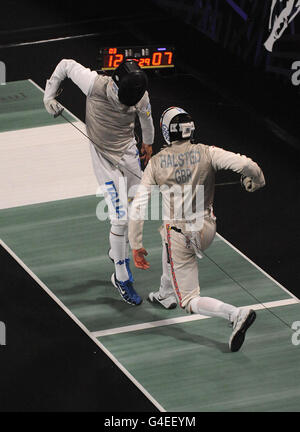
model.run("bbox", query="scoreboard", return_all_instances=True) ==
[99,46,175,70]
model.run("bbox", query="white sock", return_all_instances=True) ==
[189,296,238,321]
[110,228,130,261]
[109,226,128,282]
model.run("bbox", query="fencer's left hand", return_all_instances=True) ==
[132,248,150,269]
[140,143,153,166]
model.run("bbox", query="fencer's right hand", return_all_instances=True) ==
[241,176,265,192]
[132,248,150,270]
[44,99,64,117]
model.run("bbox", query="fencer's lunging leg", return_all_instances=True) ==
[187,296,238,321]
[187,295,256,352]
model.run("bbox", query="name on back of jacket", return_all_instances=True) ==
[160,150,201,168]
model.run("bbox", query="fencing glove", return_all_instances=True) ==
[44,99,64,117]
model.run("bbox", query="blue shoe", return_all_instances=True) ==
[111,273,142,306]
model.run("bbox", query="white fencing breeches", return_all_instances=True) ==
[160,216,216,309]
[90,141,142,226]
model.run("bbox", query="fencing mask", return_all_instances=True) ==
[112,59,148,106]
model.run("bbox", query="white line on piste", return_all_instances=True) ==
[91,298,299,337]
[0,238,166,412]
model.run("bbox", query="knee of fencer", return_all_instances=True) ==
[110,223,127,236]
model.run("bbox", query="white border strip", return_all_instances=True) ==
[92,298,299,338]
[216,232,300,301]
[0,238,165,412]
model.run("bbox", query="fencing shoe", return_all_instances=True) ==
[229,308,256,352]
[148,291,177,310]
[111,273,142,306]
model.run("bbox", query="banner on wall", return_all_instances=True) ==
[265,0,300,52]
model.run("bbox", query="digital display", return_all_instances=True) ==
[99,46,175,70]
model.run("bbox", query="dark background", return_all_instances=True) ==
[0,0,299,412]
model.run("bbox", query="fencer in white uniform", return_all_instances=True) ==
[43,58,154,305]
[128,107,266,351]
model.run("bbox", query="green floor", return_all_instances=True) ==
[1,79,300,412]
[1,194,299,411]
[99,304,300,412]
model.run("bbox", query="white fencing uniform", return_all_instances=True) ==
[44,59,154,193]
[44,59,154,283]
[129,139,265,311]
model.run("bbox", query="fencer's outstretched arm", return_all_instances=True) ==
[209,146,265,191]
[44,59,98,114]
